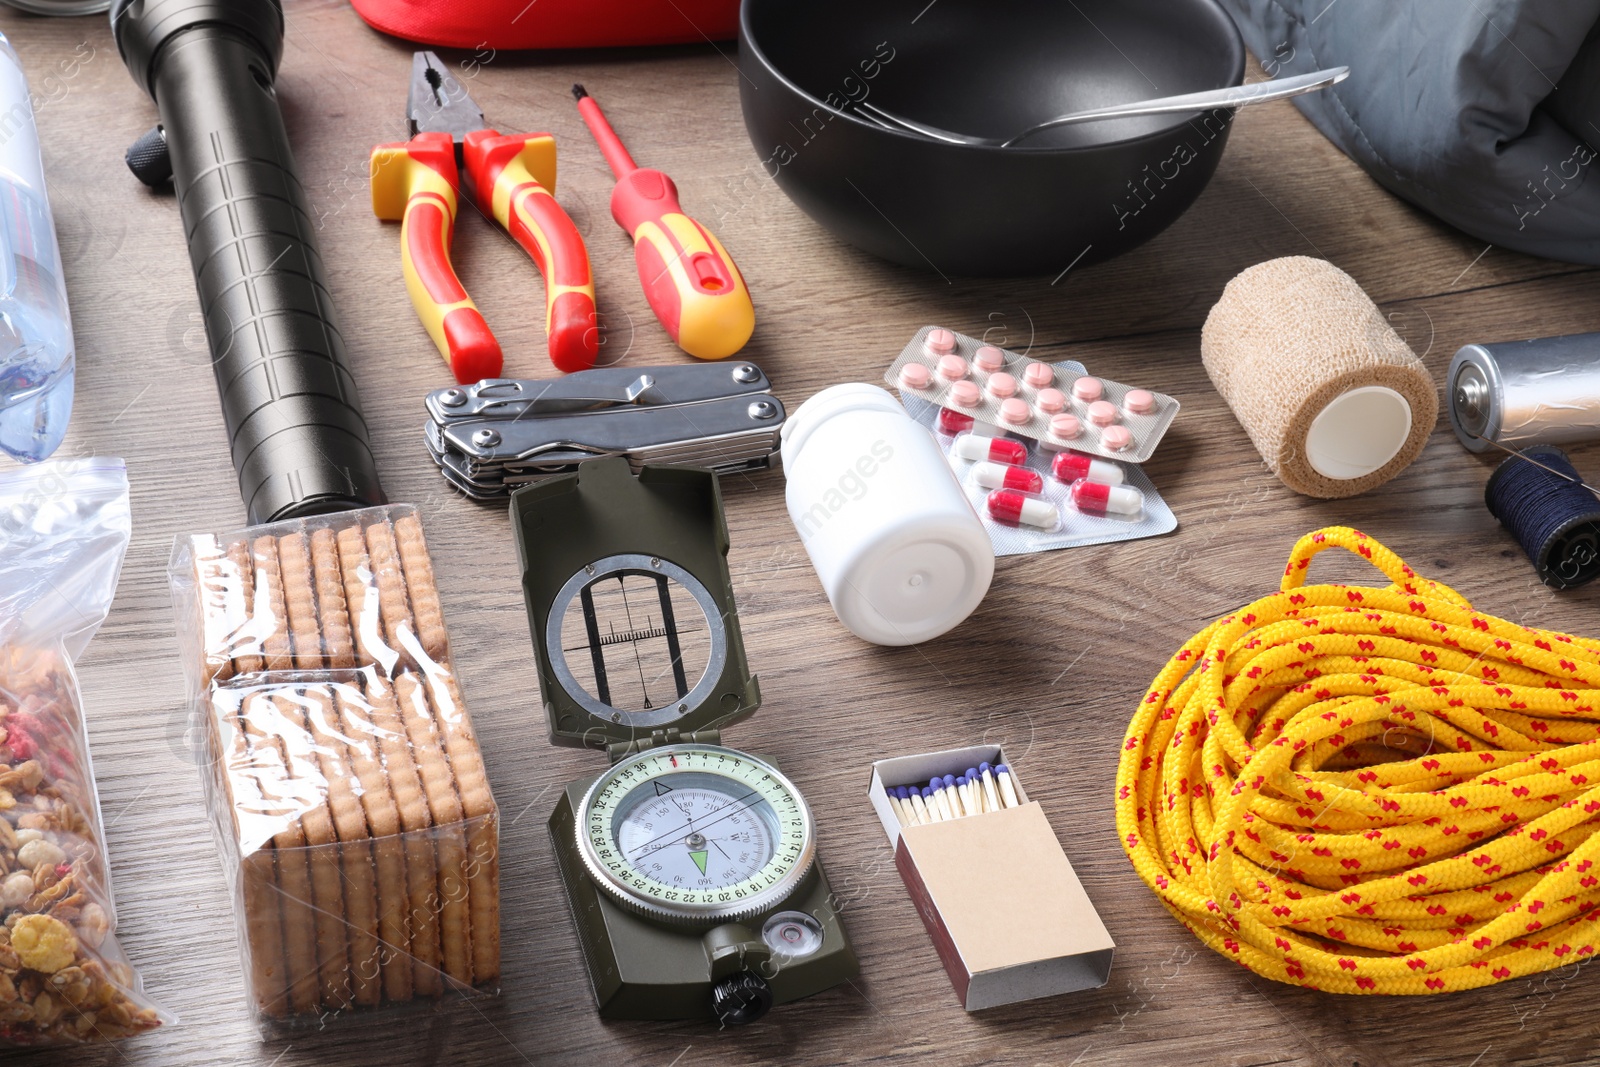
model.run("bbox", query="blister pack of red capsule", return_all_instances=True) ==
[885,326,1180,463]
[899,377,1178,558]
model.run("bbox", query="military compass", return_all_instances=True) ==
[512,458,857,1025]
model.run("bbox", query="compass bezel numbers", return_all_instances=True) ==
[576,744,816,923]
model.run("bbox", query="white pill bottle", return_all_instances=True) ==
[780,383,994,645]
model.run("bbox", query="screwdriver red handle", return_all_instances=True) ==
[574,88,754,361]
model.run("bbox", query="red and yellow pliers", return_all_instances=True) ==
[371,52,598,382]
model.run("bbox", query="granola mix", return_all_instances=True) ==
[0,460,163,1049]
[0,647,161,1045]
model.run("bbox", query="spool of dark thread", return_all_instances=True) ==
[1484,446,1600,590]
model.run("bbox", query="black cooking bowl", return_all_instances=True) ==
[738,0,1245,276]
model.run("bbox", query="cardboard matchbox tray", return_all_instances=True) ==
[868,745,1114,1011]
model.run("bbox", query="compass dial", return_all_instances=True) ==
[576,744,815,924]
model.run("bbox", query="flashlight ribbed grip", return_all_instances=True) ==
[142,25,384,522]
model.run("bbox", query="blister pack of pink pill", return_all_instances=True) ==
[900,378,1178,558]
[885,325,1180,463]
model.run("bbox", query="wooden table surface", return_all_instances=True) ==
[7,2,1600,1065]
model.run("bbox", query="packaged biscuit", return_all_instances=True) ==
[169,505,500,1030]
[0,459,165,1047]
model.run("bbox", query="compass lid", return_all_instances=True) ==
[510,457,761,749]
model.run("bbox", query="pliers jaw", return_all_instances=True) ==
[406,51,486,161]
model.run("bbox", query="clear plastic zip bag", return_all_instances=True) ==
[0,458,165,1047]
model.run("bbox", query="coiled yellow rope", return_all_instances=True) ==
[1116,527,1600,994]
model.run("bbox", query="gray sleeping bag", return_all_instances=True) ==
[1219,0,1600,263]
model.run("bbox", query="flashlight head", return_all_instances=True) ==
[112,0,284,99]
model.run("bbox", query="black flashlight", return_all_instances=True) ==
[114,0,384,523]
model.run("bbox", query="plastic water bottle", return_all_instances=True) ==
[0,31,73,463]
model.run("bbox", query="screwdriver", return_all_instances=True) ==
[572,84,755,361]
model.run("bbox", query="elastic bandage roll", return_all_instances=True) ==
[1202,257,1437,499]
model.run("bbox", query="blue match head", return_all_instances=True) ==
[966,767,979,779]
[922,786,935,799]
[979,762,992,774]
[943,774,956,788]
[894,786,909,800]
[956,775,969,788]
[928,777,942,790]
[996,764,1010,775]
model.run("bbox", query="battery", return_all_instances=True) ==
[1448,333,1600,452]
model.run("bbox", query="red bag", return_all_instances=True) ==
[349,0,741,50]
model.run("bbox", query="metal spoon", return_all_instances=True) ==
[851,66,1349,148]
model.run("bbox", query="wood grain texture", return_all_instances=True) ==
[7,2,1600,1064]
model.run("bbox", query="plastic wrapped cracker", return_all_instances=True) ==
[170,505,500,1031]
